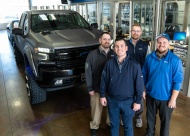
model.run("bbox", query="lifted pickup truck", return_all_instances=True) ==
[12,10,102,104]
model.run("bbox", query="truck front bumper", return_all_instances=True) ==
[37,67,85,91]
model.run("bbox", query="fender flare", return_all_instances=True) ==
[23,46,38,77]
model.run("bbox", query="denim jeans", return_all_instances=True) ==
[107,96,135,136]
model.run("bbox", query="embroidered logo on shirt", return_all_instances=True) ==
[139,48,143,50]
[164,61,168,63]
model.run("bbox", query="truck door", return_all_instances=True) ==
[15,13,28,53]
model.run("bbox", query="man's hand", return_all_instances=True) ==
[168,90,179,108]
[168,99,176,108]
[100,97,107,106]
[89,90,95,96]
[133,103,141,111]
[143,91,146,100]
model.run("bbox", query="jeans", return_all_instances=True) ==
[107,96,135,136]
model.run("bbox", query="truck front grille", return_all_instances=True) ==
[56,58,86,69]
[55,45,99,69]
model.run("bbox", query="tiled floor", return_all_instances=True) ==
[0,30,190,136]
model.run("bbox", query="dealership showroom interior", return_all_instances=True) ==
[1,0,190,136]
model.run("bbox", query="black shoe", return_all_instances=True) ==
[91,129,98,136]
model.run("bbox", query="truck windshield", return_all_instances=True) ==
[31,12,91,32]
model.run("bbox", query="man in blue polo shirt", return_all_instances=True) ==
[142,33,183,136]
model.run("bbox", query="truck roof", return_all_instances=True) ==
[24,10,77,14]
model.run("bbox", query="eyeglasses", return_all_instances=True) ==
[131,30,141,33]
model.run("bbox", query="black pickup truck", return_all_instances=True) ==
[12,10,101,104]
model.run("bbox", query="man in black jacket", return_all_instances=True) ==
[85,32,115,136]
[100,38,144,136]
[126,24,151,128]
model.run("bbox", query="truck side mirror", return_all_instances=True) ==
[12,28,23,35]
[91,23,98,29]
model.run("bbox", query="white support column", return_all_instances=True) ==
[152,0,162,51]
[96,2,100,29]
[113,1,117,41]
[182,1,189,32]
[181,1,190,96]
[129,1,133,38]
[183,35,190,96]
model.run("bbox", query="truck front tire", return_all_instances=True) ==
[25,67,46,104]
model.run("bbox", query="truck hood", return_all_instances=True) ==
[32,29,101,49]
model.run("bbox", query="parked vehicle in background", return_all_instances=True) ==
[12,10,102,104]
[6,19,19,45]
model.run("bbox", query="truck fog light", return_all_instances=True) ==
[55,80,63,85]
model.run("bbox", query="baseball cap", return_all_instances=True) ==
[156,33,170,41]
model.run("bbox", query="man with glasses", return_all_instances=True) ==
[125,24,151,128]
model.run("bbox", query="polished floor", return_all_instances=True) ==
[0,30,190,136]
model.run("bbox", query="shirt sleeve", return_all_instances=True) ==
[135,64,144,104]
[142,58,148,85]
[85,54,93,92]
[172,59,184,91]
[100,63,109,98]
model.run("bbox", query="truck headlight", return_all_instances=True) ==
[35,47,54,53]
[37,53,48,60]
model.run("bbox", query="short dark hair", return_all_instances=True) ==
[115,37,126,44]
[113,37,127,48]
[100,32,111,38]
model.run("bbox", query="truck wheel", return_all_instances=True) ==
[25,67,46,104]
[13,45,24,63]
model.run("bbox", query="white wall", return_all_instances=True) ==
[0,0,30,29]
[31,0,62,6]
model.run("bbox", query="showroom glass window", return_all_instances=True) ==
[0,0,29,23]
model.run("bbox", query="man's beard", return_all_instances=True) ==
[102,44,110,48]
[157,48,168,54]
[132,35,139,40]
